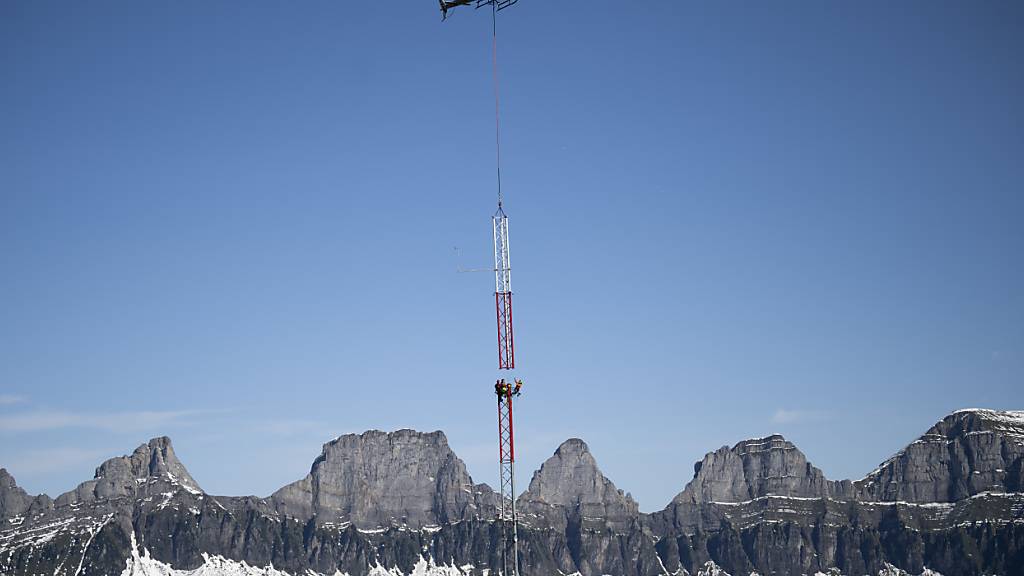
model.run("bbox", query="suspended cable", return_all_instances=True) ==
[491,1,503,209]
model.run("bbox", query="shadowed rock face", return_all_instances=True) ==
[855,409,1024,502]
[517,438,638,532]
[53,436,202,507]
[0,470,33,519]
[269,429,498,528]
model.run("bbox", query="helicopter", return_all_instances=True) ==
[439,0,518,21]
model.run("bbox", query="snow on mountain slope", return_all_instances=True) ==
[120,531,477,576]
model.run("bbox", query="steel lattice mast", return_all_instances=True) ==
[496,383,518,576]
[440,2,522,575]
[488,2,519,573]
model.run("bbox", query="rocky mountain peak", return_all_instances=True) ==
[675,434,835,506]
[0,469,15,488]
[518,438,638,531]
[55,436,202,507]
[553,437,590,457]
[731,434,788,456]
[111,437,199,488]
[940,409,1024,441]
[269,428,496,528]
[0,469,33,519]
[856,408,1024,502]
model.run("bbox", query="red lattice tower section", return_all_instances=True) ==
[496,381,519,576]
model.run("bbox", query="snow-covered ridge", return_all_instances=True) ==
[680,561,945,576]
[951,408,1024,438]
[120,531,476,576]
[709,490,1024,511]
[119,537,949,576]
[165,471,203,496]
[953,408,1024,419]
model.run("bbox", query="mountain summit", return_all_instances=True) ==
[55,436,202,507]
[855,408,1024,502]
[518,438,638,531]
[269,429,497,528]
[671,434,850,505]
[0,469,35,520]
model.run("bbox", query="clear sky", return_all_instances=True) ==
[1,1,1022,512]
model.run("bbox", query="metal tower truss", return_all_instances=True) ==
[497,385,519,576]
[493,208,514,370]
[479,0,518,10]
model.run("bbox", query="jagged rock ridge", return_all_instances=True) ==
[2,409,1023,576]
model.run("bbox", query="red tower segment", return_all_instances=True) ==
[496,381,519,576]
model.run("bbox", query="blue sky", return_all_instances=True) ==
[1,1,1022,512]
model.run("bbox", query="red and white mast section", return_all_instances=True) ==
[488,0,520,572]
[493,207,514,370]
[489,0,519,571]
[439,2,523,574]
[496,375,518,576]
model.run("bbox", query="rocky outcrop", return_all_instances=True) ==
[517,438,639,532]
[855,409,1024,503]
[0,470,32,519]
[269,429,498,528]
[54,436,202,507]
[681,435,845,504]
[654,434,854,533]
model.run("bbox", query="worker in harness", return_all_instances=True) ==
[495,379,522,397]
[495,378,523,399]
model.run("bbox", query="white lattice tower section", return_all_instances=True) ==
[493,208,514,370]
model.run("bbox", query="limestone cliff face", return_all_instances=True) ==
[517,438,639,532]
[0,470,33,519]
[855,409,1024,502]
[53,436,202,507]
[653,434,854,533]
[269,429,498,528]
[680,435,840,504]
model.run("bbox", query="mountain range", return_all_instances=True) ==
[2,408,1023,576]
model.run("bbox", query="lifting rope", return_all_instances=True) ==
[491,1,504,210]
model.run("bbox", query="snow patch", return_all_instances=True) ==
[696,561,730,576]
[121,535,476,576]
